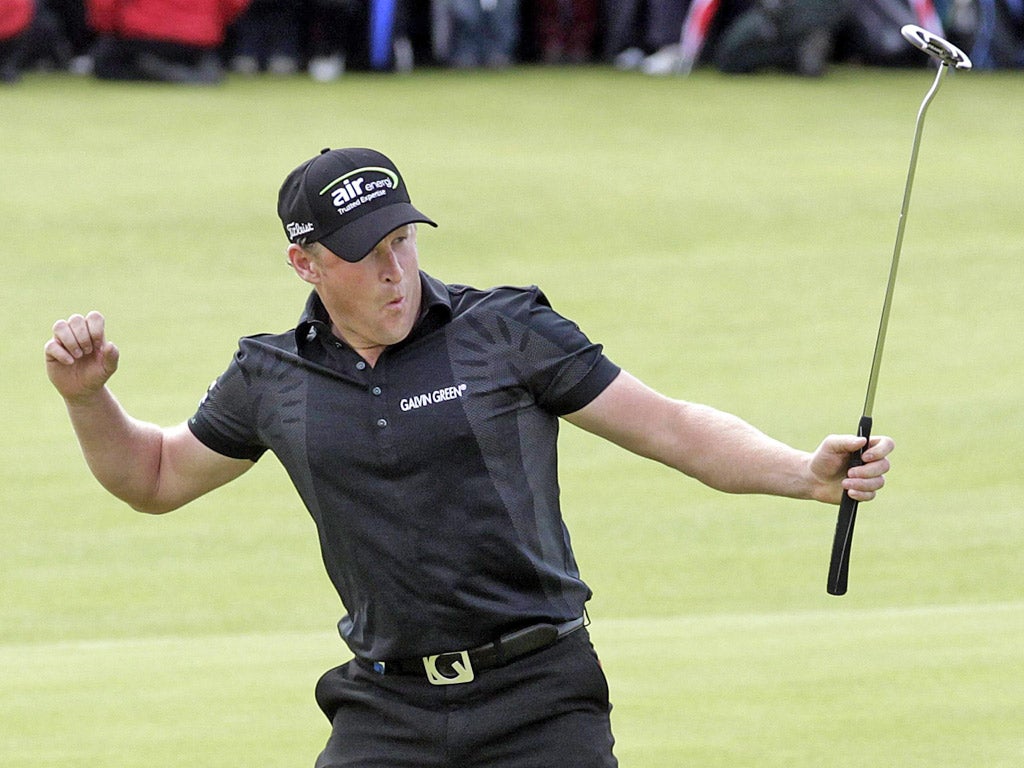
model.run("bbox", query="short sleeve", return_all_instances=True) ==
[187,348,267,461]
[516,287,621,416]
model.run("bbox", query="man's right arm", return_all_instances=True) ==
[45,312,252,514]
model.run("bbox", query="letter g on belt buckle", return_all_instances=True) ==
[423,650,475,685]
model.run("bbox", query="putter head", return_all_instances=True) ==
[901,24,972,70]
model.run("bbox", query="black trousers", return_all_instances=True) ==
[314,628,618,768]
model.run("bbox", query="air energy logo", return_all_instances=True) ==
[319,166,399,215]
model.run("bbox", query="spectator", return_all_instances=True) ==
[603,0,648,65]
[1,0,36,82]
[306,0,368,81]
[228,0,302,75]
[605,0,685,69]
[45,0,95,61]
[446,0,520,68]
[610,0,752,75]
[534,0,599,63]
[1,0,72,82]
[946,0,1024,68]
[836,0,935,67]
[85,0,250,83]
[715,0,849,76]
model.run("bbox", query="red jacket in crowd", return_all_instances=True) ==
[86,0,250,48]
[0,0,35,41]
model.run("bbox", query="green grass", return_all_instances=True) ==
[2,66,1023,766]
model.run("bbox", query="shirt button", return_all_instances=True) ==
[371,386,382,396]
[356,361,367,371]
[376,418,388,428]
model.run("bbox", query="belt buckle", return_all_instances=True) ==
[423,650,475,685]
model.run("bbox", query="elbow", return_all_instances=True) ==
[95,479,176,515]
[131,503,174,515]
[106,473,184,515]
[126,492,181,515]
[97,479,176,514]
[129,498,179,515]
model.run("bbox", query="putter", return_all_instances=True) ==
[826,25,971,596]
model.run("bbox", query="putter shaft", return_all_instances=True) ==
[862,63,948,418]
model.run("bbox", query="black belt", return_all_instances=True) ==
[363,617,586,686]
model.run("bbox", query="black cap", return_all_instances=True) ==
[277,147,437,263]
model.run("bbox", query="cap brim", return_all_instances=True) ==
[318,203,437,263]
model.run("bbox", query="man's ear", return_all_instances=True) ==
[287,244,320,284]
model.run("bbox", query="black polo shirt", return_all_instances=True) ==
[188,271,621,660]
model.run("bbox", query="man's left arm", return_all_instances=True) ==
[563,370,892,505]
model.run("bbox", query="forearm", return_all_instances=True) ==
[657,402,816,499]
[567,373,820,500]
[63,387,167,510]
[569,371,888,506]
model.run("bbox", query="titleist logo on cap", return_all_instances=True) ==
[286,222,315,239]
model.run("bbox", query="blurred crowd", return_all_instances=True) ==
[2,0,1023,84]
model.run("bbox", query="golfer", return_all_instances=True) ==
[45,147,893,767]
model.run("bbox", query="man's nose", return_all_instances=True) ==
[377,248,403,280]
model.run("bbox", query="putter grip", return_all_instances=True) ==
[827,416,873,595]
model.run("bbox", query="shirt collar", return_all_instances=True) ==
[294,271,453,351]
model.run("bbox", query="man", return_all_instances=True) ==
[45,147,893,767]
[85,0,249,83]
[0,0,73,83]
